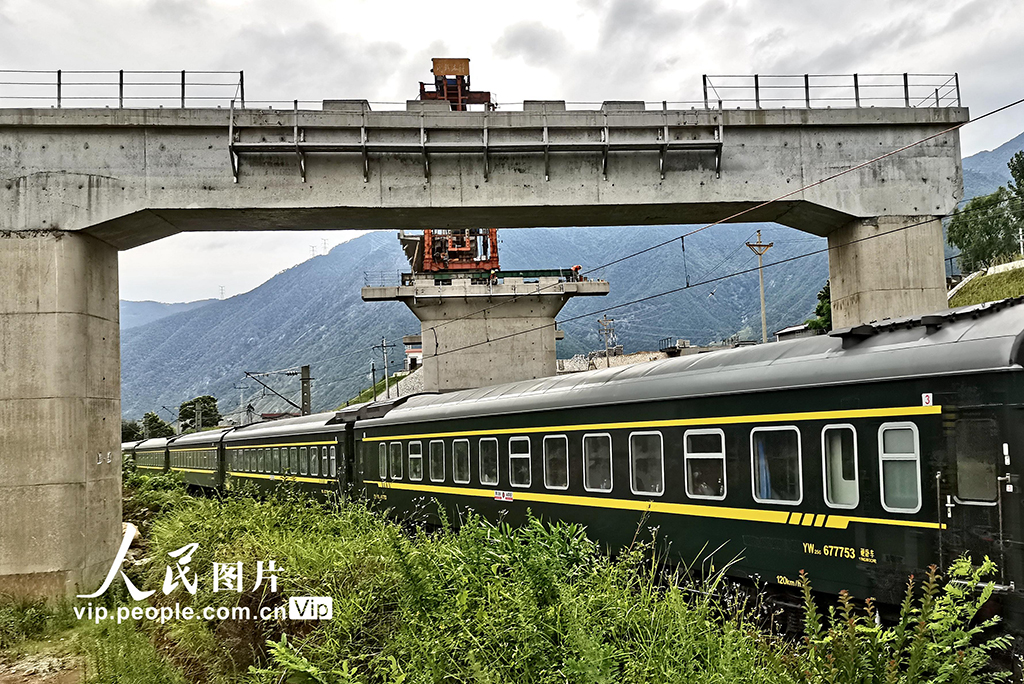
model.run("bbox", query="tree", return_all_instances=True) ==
[142,411,175,438]
[805,280,831,332]
[947,187,1018,272]
[179,395,222,432]
[1009,150,1024,220]
[121,419,143,442]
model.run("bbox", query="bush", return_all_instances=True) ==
[797,556,1011,684]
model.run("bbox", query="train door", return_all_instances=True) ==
[942,407,1017,585]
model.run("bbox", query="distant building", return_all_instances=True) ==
[775,323,822,341]
[403,334,423,371]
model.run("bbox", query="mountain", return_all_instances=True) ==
[961,131,1023,199]
[121,225,827,418]
[122,130,1024,419]
[120,299,216,330]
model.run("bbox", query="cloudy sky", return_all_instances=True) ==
[2,0,1021,302]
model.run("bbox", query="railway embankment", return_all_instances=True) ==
[0,474,1013,683]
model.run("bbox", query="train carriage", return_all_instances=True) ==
[221,413,350,496]
[131,437,171,474]
[352,298,1024,628]
[167,429,230,488]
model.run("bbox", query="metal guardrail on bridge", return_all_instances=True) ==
[702,73,961,109]
[0,69,244,108]
[0,71,960,111]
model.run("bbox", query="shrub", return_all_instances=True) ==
[797,556,1011,684]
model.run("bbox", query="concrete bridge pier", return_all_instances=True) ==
[828,215,948,329]
[0,230,121,598]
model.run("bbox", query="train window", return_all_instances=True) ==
[453,440,470,484]
[300,447,309,475]
[509,437,532,488]
[751,427,802,505]
[684,429,726,500]
[258,448,265,473]
[378,443,387,479]
[955,419,998,503]
[273,448,281,474]
[878,423,922,513]
[310,447,319,476]
[322,448,329,477]
[543,436,569,490]
[408,442,424,482]
[583,434,613,492]
[822,425,858,509]
[430,441,445,482]
[330,446,337,478]
[479,438,499,486]
[290,447,298,474]
[250,449,256,473]
[390,443,403,480]
[629,432,664,496]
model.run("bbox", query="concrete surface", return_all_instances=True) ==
[0,231,121,599]
[364,276,609,392]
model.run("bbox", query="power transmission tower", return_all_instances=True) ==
[598,316,616,369]
[746,230,774,344]
[373,338,396,399]
[219,285,225,299]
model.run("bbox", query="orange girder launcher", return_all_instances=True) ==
[422,228,500,272]
[419,58,494,111]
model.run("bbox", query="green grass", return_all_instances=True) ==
[950,265,1024,307]
[34,476,1007,683]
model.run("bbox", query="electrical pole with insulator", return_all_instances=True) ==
[300,365,312,415]
[746,230,774,343]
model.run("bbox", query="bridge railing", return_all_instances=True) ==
[702,73,961,109]
[0,71,960,111]
[0,70,244,108]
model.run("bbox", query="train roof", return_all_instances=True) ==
[223,411,344,443]
[170,427,235,447]
[134,437,173,450]
[359,297,1024,427]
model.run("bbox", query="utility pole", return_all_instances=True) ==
[746,230,774,344]
[232,384,248,424]
[370,361,378,401]
[598,316,616,368]
[300,365,312,415]
[373,337,396,399]
[196,403,203,432]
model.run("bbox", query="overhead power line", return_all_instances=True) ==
[429,194,1024,360]
[375,94,1024,336]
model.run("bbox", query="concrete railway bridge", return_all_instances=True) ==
[0,71,968,597]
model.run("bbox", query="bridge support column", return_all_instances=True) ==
[828,215,948,328]
[0,231,121,598]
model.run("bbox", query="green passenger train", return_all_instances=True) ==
[123,297,1024,632]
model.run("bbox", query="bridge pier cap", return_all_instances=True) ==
[0,78,966,597]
